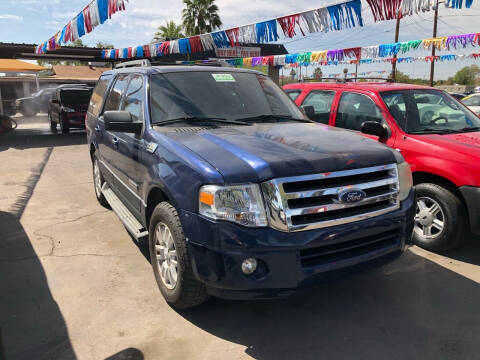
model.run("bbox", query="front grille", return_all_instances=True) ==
[261,164,400,232]
[300,228,400,267]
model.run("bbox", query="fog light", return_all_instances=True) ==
[241,258,258,275]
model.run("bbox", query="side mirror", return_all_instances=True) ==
[361,121,389,139]
[301,105,315,120]
[104,111,142,134]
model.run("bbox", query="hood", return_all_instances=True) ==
[161,123,397,183]
[411,131,480,156]
[467,106,480,114]
[16,96,34,102]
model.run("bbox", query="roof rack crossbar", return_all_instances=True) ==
[115,59,151,69]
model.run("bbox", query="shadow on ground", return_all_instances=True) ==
[177,249,480,360]
[446,234,480,266]
[0,120,86,152]
[0,211,77,360]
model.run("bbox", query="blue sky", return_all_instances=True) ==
[1,0,480,79]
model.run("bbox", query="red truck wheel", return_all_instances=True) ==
[413,183,466,252]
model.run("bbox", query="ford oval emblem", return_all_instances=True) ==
[338,188,366,204]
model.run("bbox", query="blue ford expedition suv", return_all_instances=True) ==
[86,63,415,308]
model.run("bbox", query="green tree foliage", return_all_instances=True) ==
[452,65,480,85]
[95,41,114,49]
[182,0,222,36]
[313,67,323,79]
[153,21,184,41]
[394,71,429,85]
[71,39,86,47]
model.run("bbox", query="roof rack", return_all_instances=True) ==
[150,60,233,67]
[302,77,393,84]
[115,59,151,69]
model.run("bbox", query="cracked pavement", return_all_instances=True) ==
[1,123,480,360]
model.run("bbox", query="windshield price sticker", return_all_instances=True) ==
[212,74,236,82]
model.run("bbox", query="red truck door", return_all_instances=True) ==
[332,90,396,148]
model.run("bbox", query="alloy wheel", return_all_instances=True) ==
[154,222,178,290]
[414,196,445,240]
[93,160,102,198]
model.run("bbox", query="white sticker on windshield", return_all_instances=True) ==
[212,73,236,82]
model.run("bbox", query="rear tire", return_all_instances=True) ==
[413,183,466,252]
[49,113,57,132]
[92,153,109,208]
[149,202,208,309]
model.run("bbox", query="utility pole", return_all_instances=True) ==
[392,17,401,81]
[429,0,439,87]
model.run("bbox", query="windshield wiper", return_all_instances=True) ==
[409,128,459,134]
[458,126,480,133]
[235,114,313,123]
[153,116,250,126]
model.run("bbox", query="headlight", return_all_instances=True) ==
[63,107,75,113]
[199,184,267,227]
[397,161,413,201]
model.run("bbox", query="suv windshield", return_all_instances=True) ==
[149,71,304,125]
[61,90,92,105]
[381,89,480,134]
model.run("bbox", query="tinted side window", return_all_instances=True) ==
[336,92,383,131]
[302,90,335,124]
[103,74,130,112]
[285,90,301,101]
[89,74,112,117]
[121,75,144,122]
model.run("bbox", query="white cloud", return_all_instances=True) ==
[0,14,23,21]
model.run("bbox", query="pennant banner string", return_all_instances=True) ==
[36,0,127,54]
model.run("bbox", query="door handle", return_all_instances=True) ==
[94,125,101,133]
[112,137,119,147]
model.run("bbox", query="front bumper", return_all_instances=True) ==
[179,190,415,299]
[62,112,86,128]
[460,186,480,235]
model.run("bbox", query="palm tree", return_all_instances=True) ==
[152,21,184,42]
[313,67,323,79]
[182,0,222,36]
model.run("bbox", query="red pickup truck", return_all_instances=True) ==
[284,81,480,252]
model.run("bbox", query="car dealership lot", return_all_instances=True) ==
[1,122,480,360]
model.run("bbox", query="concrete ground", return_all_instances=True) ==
[1,121,480,360]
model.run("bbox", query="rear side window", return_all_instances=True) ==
[302,90,335,124]
[103,74,130,113]
[88,74,112,117]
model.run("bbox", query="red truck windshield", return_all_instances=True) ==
[381,90,480,134]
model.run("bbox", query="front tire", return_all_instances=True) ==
[22,106,36,117]
[149,202,208,309]
[413,183,466,252]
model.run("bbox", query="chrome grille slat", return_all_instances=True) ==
[286,191,398,217]
[261,164,400,232]
[284,177,398,200]
[278,164,396,184]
